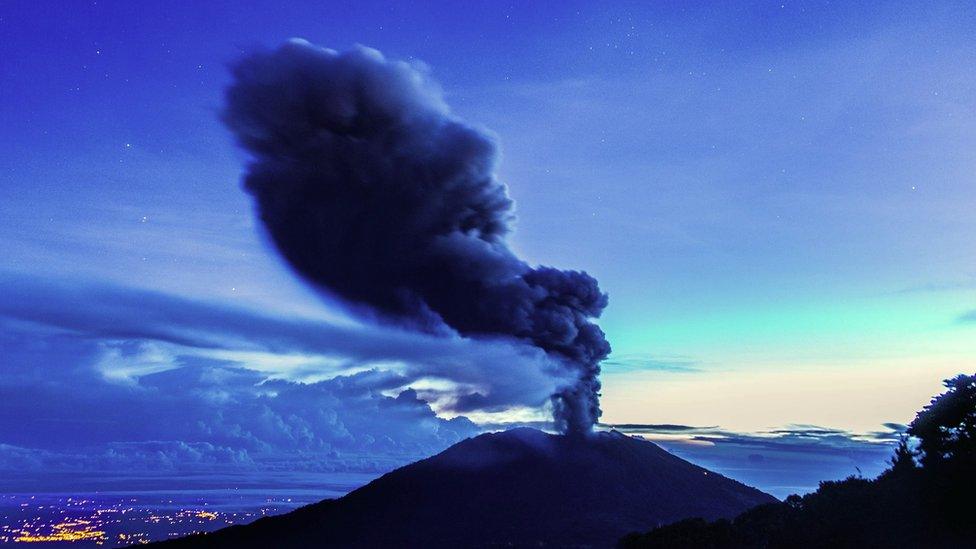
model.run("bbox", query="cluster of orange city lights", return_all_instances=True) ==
[0,494,295,546]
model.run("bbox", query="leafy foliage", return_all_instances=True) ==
[909,374,976,470]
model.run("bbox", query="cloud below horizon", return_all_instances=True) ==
[607,422,900,498]
[0,312,480,474]
[0,273,565,477]
[0,274,903,497]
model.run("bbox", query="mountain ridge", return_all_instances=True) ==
[154,428,775,548]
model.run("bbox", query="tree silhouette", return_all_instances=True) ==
[886,434,917,476]
[907,374,976,470]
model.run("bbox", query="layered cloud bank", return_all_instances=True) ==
[0,276,896,493]
[609,423,900,499]
[0,275,498,474]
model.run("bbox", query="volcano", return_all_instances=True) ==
[155,428,775,548]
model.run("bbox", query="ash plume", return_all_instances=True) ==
[222,39,610,435]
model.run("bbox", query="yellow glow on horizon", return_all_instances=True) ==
[601,356,966,433]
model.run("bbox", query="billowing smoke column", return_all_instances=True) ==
[223,40,610,435]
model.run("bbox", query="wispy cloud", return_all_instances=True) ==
[601,423,718,432]
[894,276,976,295]
[601,354,702,374]
[957,310,976,323]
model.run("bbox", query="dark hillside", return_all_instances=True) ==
[154,428,774,548]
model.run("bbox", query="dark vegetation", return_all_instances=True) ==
[620,374,976,549]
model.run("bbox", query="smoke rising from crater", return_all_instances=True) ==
[222,39,610,435]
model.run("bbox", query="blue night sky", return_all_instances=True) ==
[2,1,976,499]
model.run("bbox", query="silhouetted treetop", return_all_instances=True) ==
[908,373,976,469]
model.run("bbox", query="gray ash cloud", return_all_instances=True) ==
[222,40,610,434]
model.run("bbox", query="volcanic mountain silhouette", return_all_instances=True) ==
[156,428,775,548]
